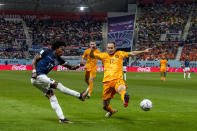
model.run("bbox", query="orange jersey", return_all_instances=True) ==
[160,59,167,68]
[94,51,130,82]
[82,48,100,71]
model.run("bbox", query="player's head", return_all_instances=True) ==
[89,40,97,50]
[161,55,165,59]
[186,55,189,59]
[52,41,66,56]
[107,42,116,55]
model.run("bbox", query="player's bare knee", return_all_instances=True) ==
[117,85,126,93]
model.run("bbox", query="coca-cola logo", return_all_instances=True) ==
[57,66,69,71]
[12,65,27,70]
[137,67,151,72]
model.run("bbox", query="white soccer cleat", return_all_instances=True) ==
[105,109,117,118]
[87,93,91,99]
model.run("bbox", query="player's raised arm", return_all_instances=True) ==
[32,54,41,79]
[81,50,87,66]
[129,48,152,56]
[62,62,82,70]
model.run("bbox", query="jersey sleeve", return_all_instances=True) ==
[39,48,49,58]
[120,51,130,58]
[96,49,101,54]
[93,51,104,60]
[82,50,87,59]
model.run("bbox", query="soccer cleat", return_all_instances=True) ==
[124,93,129,107]
[105,109,117,118]
[59,118,72,124]
[79,88,89,101]
[86,93,91,99]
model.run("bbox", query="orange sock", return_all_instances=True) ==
[120,90,126,102]
[164,77,166,80]
[107,105,114,113]
[161,76,163,80]
[88,80,93,95]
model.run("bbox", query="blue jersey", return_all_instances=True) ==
[185,59,190,67]
[36,49,65,75]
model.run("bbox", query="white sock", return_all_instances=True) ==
[184,73,186,78]
[188,73,191,78]
[50,95,64,120]
[124,73,127,81]
[56,83,80,98]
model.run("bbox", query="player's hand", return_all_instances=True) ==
[32,72,37,79]
[144,48,152,53]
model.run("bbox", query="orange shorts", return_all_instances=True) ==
[85,69,97,78]
[160,67,166,72]
[102,79,126,100]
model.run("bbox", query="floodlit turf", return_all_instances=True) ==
[0,70,197,131]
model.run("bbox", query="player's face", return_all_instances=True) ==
[107,43,116,55]
[55,46,65,56]
[90,42,96,50]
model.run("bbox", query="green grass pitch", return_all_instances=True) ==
[0,70,197,131]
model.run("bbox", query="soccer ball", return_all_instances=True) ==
[140,99,152,111]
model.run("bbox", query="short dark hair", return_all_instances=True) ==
[107,41,116,47]
[51,41,66,51]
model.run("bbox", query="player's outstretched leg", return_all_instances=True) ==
[118,85,130,107]
[52,82,89,101]
[79,88,90,101]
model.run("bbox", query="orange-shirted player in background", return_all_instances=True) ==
[90,42,151,118]
[82,41,100,98]
[160,56,168,81]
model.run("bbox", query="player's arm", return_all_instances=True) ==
[128,48,152,56]
[32,54,41,79]
[90,49,102,59]
[62,62,82,70]
[81,51,87,66]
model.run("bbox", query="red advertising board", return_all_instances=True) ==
[0,65,196,73]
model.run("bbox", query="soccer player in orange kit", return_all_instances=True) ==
[90,42,151,118]
[160,56,168,81]
[82,41,100,98]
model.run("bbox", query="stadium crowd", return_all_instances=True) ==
[136,3,194,61]
[0,3,197,61]
[0,18,27,59]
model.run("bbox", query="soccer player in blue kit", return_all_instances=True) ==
[184,56,191,79]
[31,41,89,124]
